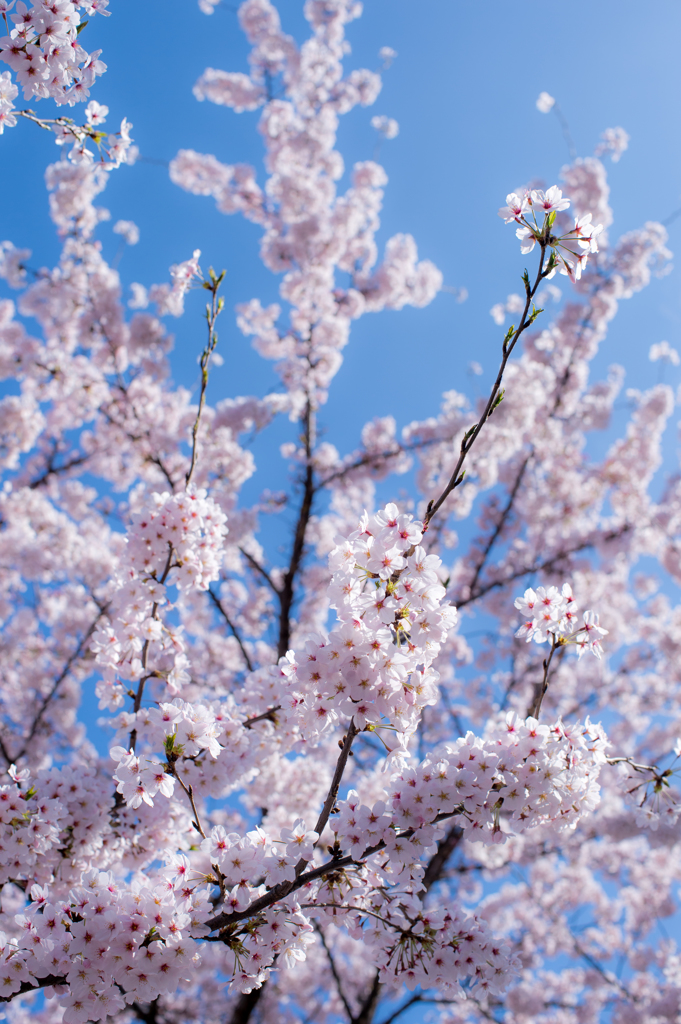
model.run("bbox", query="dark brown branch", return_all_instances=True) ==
[131,998,161,1024]
[28,451,90,489]
[6,822,464,1015]
[375,993,423,1024]
[277,402,316,659]
[129,544,174,751]
[421,824,464,891]
[315,922,356,1021]
[9,610,105,763]
[146,454,177,491]
[0,973,66,1002]
[0,734,12,766]
[239,547,279,595]
[464,454,531,601]
[243,706,281,729]
[208,587,254,672]
[313,720,358,842]
[353,974,382,1024]
[206,807,464,933]
[228,987,266,1024]
[527,634,559,718]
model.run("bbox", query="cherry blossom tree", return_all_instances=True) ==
[0,2,679,1024]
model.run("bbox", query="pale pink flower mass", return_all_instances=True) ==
[0,1,676,1022]
[536,90,555,113]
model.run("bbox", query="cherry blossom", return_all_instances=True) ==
[595,125,630,163]
[536,90,555,113]
[0,1,678,1023]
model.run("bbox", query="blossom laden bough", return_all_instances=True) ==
[0,0,677,1022]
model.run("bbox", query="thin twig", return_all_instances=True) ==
[313,721,358,843]
[456,524,631,610]
[129,544,175,751]
[10,610,105,762]
[277,401,316,659]
[528,634,559,718]
[422,245,549,531]
[464,454,532,601]
[172,770,207,839]
[314,922,356,1021]
[186,268,225,488]
[239,547,280,595]
[375,994,423,1024]
[552,102,577,161]
[28,451,91,490]
[208,588,254,672]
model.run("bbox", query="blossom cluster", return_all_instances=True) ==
[0,7,136,166]
[91,488,228,709]
[195,813,518,995]
[272,503,458,746]
[110,693,256,807]
[148,248,202,318]
[332,713,608,860]
[348,894,519,996]
[499,185,603,280]
[1,868,207,1022]
[514,583,608,657]
[0,0,109,115]
[0,762,114,891]
[371,114,399,139]
[595,125,630,163]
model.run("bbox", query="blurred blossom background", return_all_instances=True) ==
[2,0,680,503]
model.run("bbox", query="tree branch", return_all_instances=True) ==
[9,609,105,763]
[0,974,66,1002]
[208,587,254,672]
[315,921,356,1021]
[312,720,358,843]
[186,268,224,488]
[206,807,464,934]
[423,247,548,530]
[375,993,423,1024]
[239,547,280,595]
[464,454,532,601]
[277,401,315,659]
[129,543,174,751]
[455,524,631,609]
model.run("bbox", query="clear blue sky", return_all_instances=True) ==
[2,0,681,497]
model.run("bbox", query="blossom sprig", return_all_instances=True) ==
[514,583,608,659]
[499,186,603,281]
[16,98,135,166]
[91,488,228,712]
[0,0,109,114]
[608,742,681,831]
